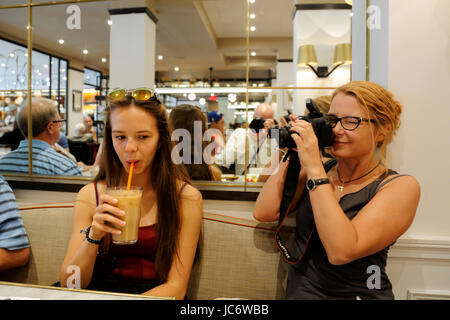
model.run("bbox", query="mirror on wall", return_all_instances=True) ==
[0,0,356,187]
[0,7,28,161]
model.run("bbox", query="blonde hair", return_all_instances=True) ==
[332,81,403,168]
[303,95,332,116]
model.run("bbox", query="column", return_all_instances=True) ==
[108,5,158,89]
[292,4,352,115]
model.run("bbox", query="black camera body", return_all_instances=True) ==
[268,98,334,149]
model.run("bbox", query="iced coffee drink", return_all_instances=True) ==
[106,187,143,245]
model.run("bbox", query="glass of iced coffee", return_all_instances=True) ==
[106,186,143,245]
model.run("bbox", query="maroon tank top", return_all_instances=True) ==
[91,182,187,292]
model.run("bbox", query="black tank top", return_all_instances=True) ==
[287,160,402,300]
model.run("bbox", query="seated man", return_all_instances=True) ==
[0,98,82,176]
[0,174,30,272]
[68,123,94,144]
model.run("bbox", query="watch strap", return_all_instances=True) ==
[307,178,330,191]
[80,226,103,245]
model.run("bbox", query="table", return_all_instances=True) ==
[0,281,172,300]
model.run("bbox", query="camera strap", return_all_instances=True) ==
[274,150,313,265]
[275,152,336,265]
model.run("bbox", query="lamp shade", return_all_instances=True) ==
[297,45,318,67]
[333,43,352,65]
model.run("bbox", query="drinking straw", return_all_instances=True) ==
[126,162,134,190]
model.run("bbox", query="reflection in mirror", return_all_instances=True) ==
[247,0,293,89]
[0,7,28,166]
[210,88,335,184]
[1,1,355,187]
[293,3,352,113]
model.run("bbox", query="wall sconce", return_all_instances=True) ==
[297,43,352,78]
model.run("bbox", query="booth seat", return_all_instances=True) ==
[0,203,292,299]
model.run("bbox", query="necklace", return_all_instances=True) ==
[337,162,380,192]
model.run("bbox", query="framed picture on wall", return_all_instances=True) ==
[72,90,82,112]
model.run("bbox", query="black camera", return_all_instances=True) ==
[249,117,279,131]
[268,98,334,149]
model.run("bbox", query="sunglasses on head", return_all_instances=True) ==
[107,87,159,102]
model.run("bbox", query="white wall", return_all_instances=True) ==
[67,68,85,137]
[388,0,450,238]
[386,0,450,299]
[293,8,351,114]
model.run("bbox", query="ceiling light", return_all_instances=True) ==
[157,55,163,60]
[24,53,28,57]
[58,39,64,44]
[44,64,48,69]
[250,13,256,19]
[228,93,237,103]
[1,63,5,67]
[249,0,255,3]
[251,51,256,56]
[107,19,112,26]
[83,49,88,55]
[188,93,196,101]
[250,26,256,32]
[101,58,107,63]
[199,98,206,105]
[174,67,179,71]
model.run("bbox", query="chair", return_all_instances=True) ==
[68,140,91,164]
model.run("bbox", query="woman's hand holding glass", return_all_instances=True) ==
[90,194,126,240]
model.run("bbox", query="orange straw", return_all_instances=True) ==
[126,162,134,190]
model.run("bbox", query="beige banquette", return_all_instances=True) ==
[0,203,292,299]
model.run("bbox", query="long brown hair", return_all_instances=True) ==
[169,104,213,181]
[94,95,189,281]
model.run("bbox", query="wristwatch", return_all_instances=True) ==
[80,226,103,245]
[306,178,330,191]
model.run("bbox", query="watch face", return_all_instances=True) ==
[306,179,314,190]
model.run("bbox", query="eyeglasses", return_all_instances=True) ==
[51,119,66,124]
[325,114,375,131]
[108,87,158,102]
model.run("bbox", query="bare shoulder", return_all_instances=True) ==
[179,182,203,202]
[380,173,420,189]
[75,180,105,208]
[377,173,421,199]
[76,182,95,202]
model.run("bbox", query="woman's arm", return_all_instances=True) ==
[142,184,203,300]
[253,154,308,222]
[60,183,125,288]
[290,120,420,265]
[309,175,420,265]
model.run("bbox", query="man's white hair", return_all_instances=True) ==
[75,123,86,136]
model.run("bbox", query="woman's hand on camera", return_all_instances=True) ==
[90,194,126,240]
[290,119,323,176]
